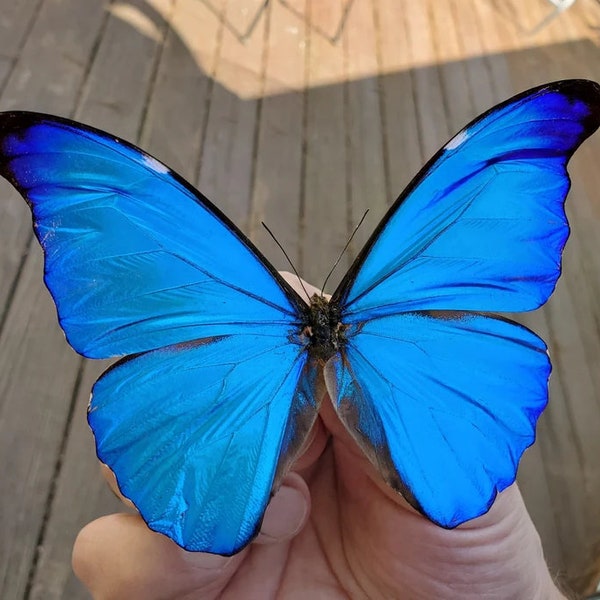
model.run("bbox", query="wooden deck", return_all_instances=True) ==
[1,0,600,597]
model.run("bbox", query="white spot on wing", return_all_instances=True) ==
[142,154,170,174]
[445,129,470,150]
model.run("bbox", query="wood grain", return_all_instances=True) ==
[301,0,348,288]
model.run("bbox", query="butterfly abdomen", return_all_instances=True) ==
[305,294,347,362]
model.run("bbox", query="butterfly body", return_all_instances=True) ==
[0,79,599,555]
[304,293,346,361]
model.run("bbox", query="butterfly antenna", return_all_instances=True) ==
[321,209,369,295]
[261,222,311,301]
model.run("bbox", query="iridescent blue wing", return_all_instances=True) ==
[0,112,318,552]
[90,333,319,555]
[0,112,307,358]
[325,312,549,527]
[332,79,600,318]
[328,80,600,526]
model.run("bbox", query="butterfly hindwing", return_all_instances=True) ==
[89,330,318,554]
[326,312,550,526]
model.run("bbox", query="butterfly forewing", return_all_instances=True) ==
[333,79,600,317]
[0,113,308,359]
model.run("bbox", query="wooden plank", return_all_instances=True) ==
[250,0,306,270]
[301,0,348,289]
[0,0,108,312]
[472,1,600,590]
[428,0,474,134]
[570,0,600,35]
[141,0,221,181]
[0,56,13,89]
[75,0,173,137]
[0,0,42,96]
[374,0,422,199]
[0,0,25,256]
[281,0,354,43]
[401,0,449,160]
[0,250,83,600]
[448,0,497,115]
[0,0,108,114]
[341,0,386,258]
[28,362,124,600]
[203,0,267,41]
[0,0,42,58]
[470,0,515,106]
[0,2,111,597]
[15,1,172,597]
[198,0,263,230]
[469,0,565,572]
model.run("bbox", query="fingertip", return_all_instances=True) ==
[256,473,310,545]
[72,515,136,597]
[278,271,321,301]
[72,514,239,599]
[71,519,99,589]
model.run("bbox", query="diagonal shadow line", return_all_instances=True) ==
[200,0,355,43]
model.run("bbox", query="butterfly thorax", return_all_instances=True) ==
[304,294,346,361]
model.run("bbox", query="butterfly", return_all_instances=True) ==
[0,79,598,556]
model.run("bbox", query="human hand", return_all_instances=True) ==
[73,275,566,599]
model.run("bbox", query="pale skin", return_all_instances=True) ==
[72,275,567,599]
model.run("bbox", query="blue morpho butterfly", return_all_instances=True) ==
[0,79,599,555]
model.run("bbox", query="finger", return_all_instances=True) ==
[279,271,330,301]
[72,513,242,600]
[254,472,311,545]
[74,477,310,598]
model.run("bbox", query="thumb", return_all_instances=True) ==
[72,474,310,599]
[72,513,240,600]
